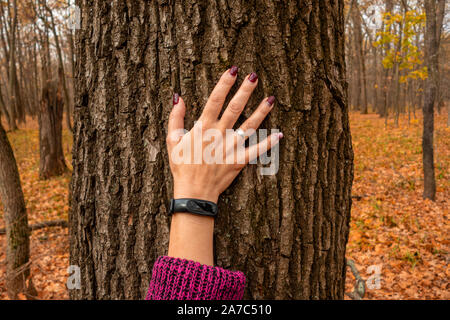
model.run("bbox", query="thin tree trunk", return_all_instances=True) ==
[6,0,18,131]
[351,2,367,114]
[347,29,356,109]
[394,4,407,128]
[373,37,379,113]
[351,3,365,112]
[361,15,380,115]
[43,1,73,133]
[435,0,446,115]
[0,84,10,125]
[16,24,30,121]
[422,0,444,200]
[447,103,450,127]
[361,38,368,114]
[381,0,394,121]
[31,29,40,116]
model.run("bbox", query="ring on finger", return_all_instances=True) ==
[235,128,246,140]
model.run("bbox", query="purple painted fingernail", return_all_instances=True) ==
[248,72,258,83]
[229,65,238,76]
[267,96,275,106]
[173,93,179,105]
[278,132,284,139]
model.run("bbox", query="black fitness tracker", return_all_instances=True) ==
[169,198,218,217]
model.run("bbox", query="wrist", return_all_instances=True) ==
[173,183,219,203]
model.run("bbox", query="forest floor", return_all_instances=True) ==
[0,112,449,300]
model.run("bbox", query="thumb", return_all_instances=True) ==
[167,93,186,146]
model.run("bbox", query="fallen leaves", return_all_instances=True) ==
[345,112,449,300]
[0,120,71,300]
[0,112,448,300]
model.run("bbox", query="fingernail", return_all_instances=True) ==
[173,93,179,105]
[248,72,258,83]
[267,96,275,106]
[229,65,238,76]
[278,132,284,139]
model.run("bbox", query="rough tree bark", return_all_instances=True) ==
[0,123,35,299]
[70,0,353,299]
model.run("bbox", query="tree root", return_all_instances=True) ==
[345,259,366,300]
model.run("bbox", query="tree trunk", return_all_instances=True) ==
[347,28,356,110]
[0,122,35,299]
[373,37,379,114]
[393,5,406,128]
[70,0,353,300]
[435,0,446,115]
[351,2,367,114]
[38,80,67,179]
[44,1,74,133]
[447,102,450,127]
[6,0,18,131]
[380,0,393,120]
[0,84,11,125]
[422,0,444,200]
[37,6,68,180]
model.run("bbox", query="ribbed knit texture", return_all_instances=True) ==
[146,256,246,300]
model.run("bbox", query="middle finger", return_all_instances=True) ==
[219,72,258,129]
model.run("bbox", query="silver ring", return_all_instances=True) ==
[236,128,245,139]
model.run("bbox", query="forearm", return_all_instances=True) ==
[168,213,214,266]
[149,195,246,301]
[146,67,279,300]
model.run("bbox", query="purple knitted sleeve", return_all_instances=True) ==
[145,256,246,300]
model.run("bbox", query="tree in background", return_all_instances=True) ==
[33,0,68,178]
[0,0,72,177]
[42,0,73,133]
[422,0,445,201]
[344,0,449,129]
[0,0,74,298]
[38,78,67,179]
[374,8,427,126]
[380,0,394,120]
[1,0,23,130]
[70,0,353,299]
[350,0,368,113]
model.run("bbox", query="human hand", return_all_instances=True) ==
[166,67,282,204]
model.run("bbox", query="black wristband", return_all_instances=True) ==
[169,198,218,217]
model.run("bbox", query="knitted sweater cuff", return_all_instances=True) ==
[146,256,246,300]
